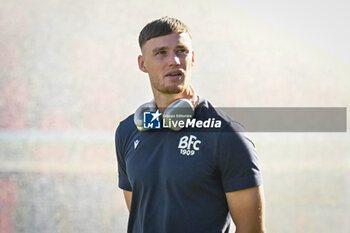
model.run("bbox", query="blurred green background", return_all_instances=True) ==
[0,0,349,232]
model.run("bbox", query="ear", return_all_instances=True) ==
[138,55,148,73]
[191,50,195,67]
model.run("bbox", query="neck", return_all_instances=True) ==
[152,86,197,113]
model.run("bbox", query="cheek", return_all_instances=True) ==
[147,64,164,77]
[147,59,163,69]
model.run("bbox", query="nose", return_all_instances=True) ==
[168,51,180,67]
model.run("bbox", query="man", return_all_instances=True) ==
[115,17,265,233]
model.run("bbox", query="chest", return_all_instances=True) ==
[124,131,218,189]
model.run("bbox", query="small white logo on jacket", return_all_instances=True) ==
[178,135,201,156]
[134,140,140,149]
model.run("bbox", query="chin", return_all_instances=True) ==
[160,85,184,94]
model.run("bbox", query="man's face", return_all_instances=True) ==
[138,32,194,95]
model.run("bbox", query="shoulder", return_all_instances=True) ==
[196,97,255,148]
[117,114,136,131]
[195,97,246,132]
[115,114,138,147]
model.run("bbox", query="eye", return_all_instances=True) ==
[155,50,166,55]
[177,48,188,54]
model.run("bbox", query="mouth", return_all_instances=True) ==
[164,70,184,80]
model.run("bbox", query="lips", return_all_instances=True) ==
[164,70,184,80]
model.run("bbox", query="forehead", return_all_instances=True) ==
[142,32,192,52]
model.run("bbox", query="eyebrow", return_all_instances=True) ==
[152,47,168,54]
[176,45,187,49]
[152,45,188,54]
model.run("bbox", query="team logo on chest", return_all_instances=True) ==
[178,135,201,156]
